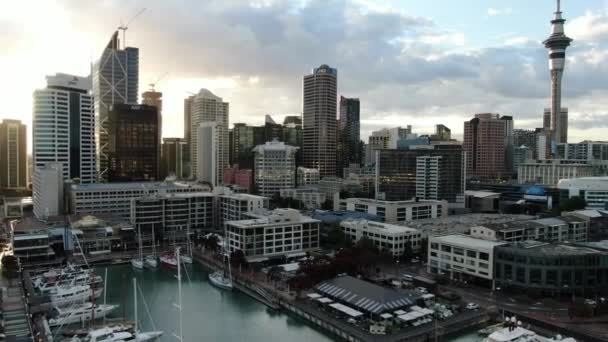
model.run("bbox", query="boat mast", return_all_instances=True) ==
[103,267,108,324]
[133,277,138,333]
[173,247,184,341]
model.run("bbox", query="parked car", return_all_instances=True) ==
[466,303,479,310]
[415,287,428,294]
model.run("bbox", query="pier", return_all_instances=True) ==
[1,275,33,340]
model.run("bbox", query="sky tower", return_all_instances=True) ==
[543,0,573,148]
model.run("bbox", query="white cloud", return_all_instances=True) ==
[487,8,513,16]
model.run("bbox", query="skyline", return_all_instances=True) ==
[2,0,608,152]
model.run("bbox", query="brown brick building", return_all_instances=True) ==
[464,113,513,180]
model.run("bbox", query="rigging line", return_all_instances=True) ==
[136,281,157,331]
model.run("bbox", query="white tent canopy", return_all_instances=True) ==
[329,303,364,318]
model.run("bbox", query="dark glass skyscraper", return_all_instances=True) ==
[303,65,337,178]
[107,104,160,182]
[93,31,139,181]
[338,96,361,175]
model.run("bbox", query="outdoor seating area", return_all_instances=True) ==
[396,305,435,327]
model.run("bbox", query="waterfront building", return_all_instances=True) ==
[463,113,512,180]
[9,217,55,262]
[557,141,608,161]
[0,119,27,189]
[557,177,608,210]
[297,167,320,187]
[566,209,608,241]
[93,31,139,182]
[518,159,598,186]
[428,234,506,286]
[315,275,420,316]
[279,187,327,210]
[494,241,608,296]
[131,192,215,241]
[106,104,161,182]
[470,216,588,243]
[340,219,422,256]
[161,138,187,180]
[68,181,208,219]
[225,208,320,262]
[33,73,96,183]
[223,165,253,192]
[339,198,447,224]
[303,65,337,178]
[218,189,269,225]
[33,163,64,219]
[253,140,298,197]
[187,89,229,183]
[338,96,361,173]
[377,145,464,205]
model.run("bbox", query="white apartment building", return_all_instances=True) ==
[470,216,588,243]
[33,163,64,220]
[33,73,96,183]
[280,187,327,210]
[130,192,215,237]
[428,234,506,283]
[218,189,269,225]
[196,122,218,185]
[297,167,320,186]
[253,140,298,197]
[187,89,229,184]
[339,198,448,223]
[557,177,608,209]
[518,159,596,186]
[225,208,320,262]
[68,181,208,219]
[415,155,440,200]
[340,219,422,256]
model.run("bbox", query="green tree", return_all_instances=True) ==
[560,196,587,212]
[418,237,429,261]
[401,240,414,262]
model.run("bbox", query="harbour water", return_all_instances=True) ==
[98,263,482,341]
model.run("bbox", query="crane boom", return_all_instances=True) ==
[117,8,147,48]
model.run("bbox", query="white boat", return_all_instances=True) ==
[181,255,193,264]
[48,303,117,327]
[144,255,158,269]
[48,285,103,307]
[208,271,233,290]
[33,265,94,289]
[159,252,177,268]
[36,273,103,293]
[68,326,163,342]
[132,227,145,270]
[485,319,576,342]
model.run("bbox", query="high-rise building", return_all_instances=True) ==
[431,124,452,142]
[365,126,412,164]
[186,89,229,182]
[33,73,96,183]
[231,123,265,169]
[377,145,464,204]
[513,129,537,149]
[161,138,187,179]
[463,113,511,180]
[196,122,218,186]
[303,65,337,178]
[253,140,298,197]
[33,163,64,219]
[282,116,303,151]
[543,0,572,147]
[338,96,361,173]
[0,119,27,189]
[106,104,160,182]
[93,31,139,181]
[297,167,320,186]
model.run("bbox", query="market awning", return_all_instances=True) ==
[329,303,363,318]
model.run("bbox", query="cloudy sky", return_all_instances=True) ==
[1,0,608,151]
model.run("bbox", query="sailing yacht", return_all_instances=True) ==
[48,302,117,327]
[208,225,233,290]
[131,227,144,270]
[66,325,163,342]
[145,226,158,269]
[181,226,193,264]
[159,251,177,268]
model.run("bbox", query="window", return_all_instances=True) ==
[441,245,451,253]
[479,252,489,261]
[430,243,438,250]
[466,250,476,258]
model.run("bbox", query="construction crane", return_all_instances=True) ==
[117,8,146,49]
[148,72,169,92]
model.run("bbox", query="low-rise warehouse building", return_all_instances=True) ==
[340,219,422,256]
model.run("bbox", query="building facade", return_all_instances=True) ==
[0,119,27,189]
[253,140,298,197]
[377,145,464,204]
[196,122,219,185]
[428,234,506,285]
[297,167,320,187]
[161,138,187,180]
[494,241,608,296]
[463,113,512,180]
[225,208,321,262]
[557,141,608,161]
[471,216,587,243]
[303,65,337,178]
[339,198,448,223]
[33,73,96,183]
[280,187,327,210]
[33,163,64,219]
[338,96,361,173]
[187,89,229,183]
[93,31,139,181]
[218,190,269,225]
[557,177,608,209]
[223,165,253,192]
[106,104,160,182]
[340,219,422,256]
[518,159,597,186]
